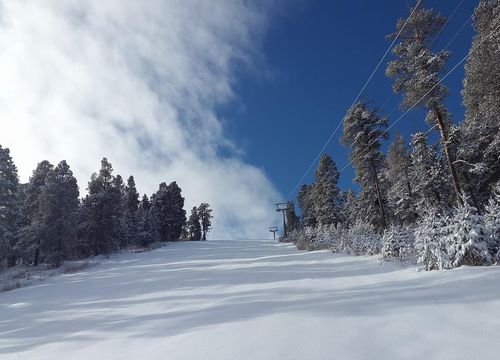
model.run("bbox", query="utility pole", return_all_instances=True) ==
[275,202,288,238]
[269,226,278,240]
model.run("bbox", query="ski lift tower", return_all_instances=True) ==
[269,226,279,240]
[275,202,288,238]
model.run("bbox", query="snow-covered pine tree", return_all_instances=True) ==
[285,201,300,234]
[112,174,128,248]
[310,224,336,250]
[302,226,317,251]
[135,194,156,247]
[446,195,491,268]
[386,134,417,224]
[414,211,447,271]
[484,189,500,262]
[187,206,202,241]
[380,225,415,262]
[152,182,186,242]
[386,2,463,205]
[198,203,213,241]
[23,161,53,224]
[459,0,500,207]
[410,132,451,213]
[0,145,20,268]
[312,154,342,227]
[342,101,389,230]
[341,189,359,228]
[18,160,54,265]
[123,175,140,246]
[381,226,400,261]
[80,158,123,255]
[347,221,381,256]
[298,184,316,228]
[37,161,79,266]
[125,176,139,213]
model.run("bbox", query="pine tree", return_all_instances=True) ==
[112,175,127,248]
[140,194,151,210]
[297,226,317,251]
[381,225,415,262]
[446,196,491,267]
[342,101,388,230]
[124,176,139,213]
[187,207,202,241]
[80,158,123,255]
[410,132,451,213]
[484,189,500,261]
[386,2,463,204]
[197,203,213,241]
[347,221,381,256]
[341,190,359,227]
[459,0,500,207]
[312,154,342,226]
[0,145,20,268]
[298,184,316,227]
[386,134,416,224]
[37,161,79,266]
[123,175,139,246]
[152,182,186,242]
[414,211,448,271]
[285,201,300,233]
[311,224,339,251]
[18,160,54,265]
[135,194,157,247]
[23,161,54,223]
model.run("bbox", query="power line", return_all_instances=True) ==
[300,3,483,200]
[429,0,466,47]
[285,0,423,201]
[378,0,468,115]
[303,20,500,200]
[335,18,498,180]
[442,12,474,50]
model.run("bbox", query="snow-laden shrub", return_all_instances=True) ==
[380,225,415,263]
[330,226,347,253]
[289,224,344,252]
[279,229,299,243]
[484,190,500,262]
[414,211,448,271]
[346,221,381,256]
[295,226,316,250]
[336,225,351,252]
[61,260,91,273]
[309,225,327,250]
[310,224,340,250]
[446,200,491,268]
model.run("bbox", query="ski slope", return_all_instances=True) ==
[1,240,500,360]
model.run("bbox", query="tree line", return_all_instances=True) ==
[283,0,500,270]
[0,154,213,269]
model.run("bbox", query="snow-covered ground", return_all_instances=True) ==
[1,240,500,360]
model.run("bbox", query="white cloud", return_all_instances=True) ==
[0,0,282,239]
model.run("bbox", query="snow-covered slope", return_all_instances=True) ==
[1,240,500,359]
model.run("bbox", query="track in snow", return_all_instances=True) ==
[1,240,500,359]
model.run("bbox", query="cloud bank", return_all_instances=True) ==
[0,0,282,239]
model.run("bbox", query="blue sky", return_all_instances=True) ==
[0,0,479,238]
[220,0,477,203]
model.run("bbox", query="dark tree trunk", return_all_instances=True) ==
[33,244,40,267]
[404,165,413,199]
[371,159,387,230]
[432,107,463,206]
[7,255,16,268]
